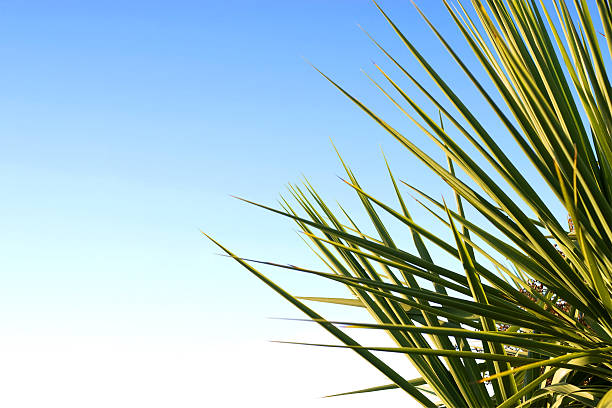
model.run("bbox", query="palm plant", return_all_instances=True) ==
[206,0,612,406]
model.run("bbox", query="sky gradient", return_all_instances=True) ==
[0,1,565,406]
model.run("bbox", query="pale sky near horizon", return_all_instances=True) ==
[0,0,571,406]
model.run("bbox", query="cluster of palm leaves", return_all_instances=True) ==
[207,0,612,406]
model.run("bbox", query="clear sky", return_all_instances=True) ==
[0,1,566,406]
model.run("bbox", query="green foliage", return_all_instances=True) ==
[208,0,612,406]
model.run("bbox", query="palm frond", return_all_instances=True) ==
[210,1,612,406]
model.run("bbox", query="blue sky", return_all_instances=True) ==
[0,1,568,406]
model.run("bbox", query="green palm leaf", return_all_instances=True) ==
[209,0,612,406]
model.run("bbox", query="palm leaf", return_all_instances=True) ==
[210,0,612,406]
